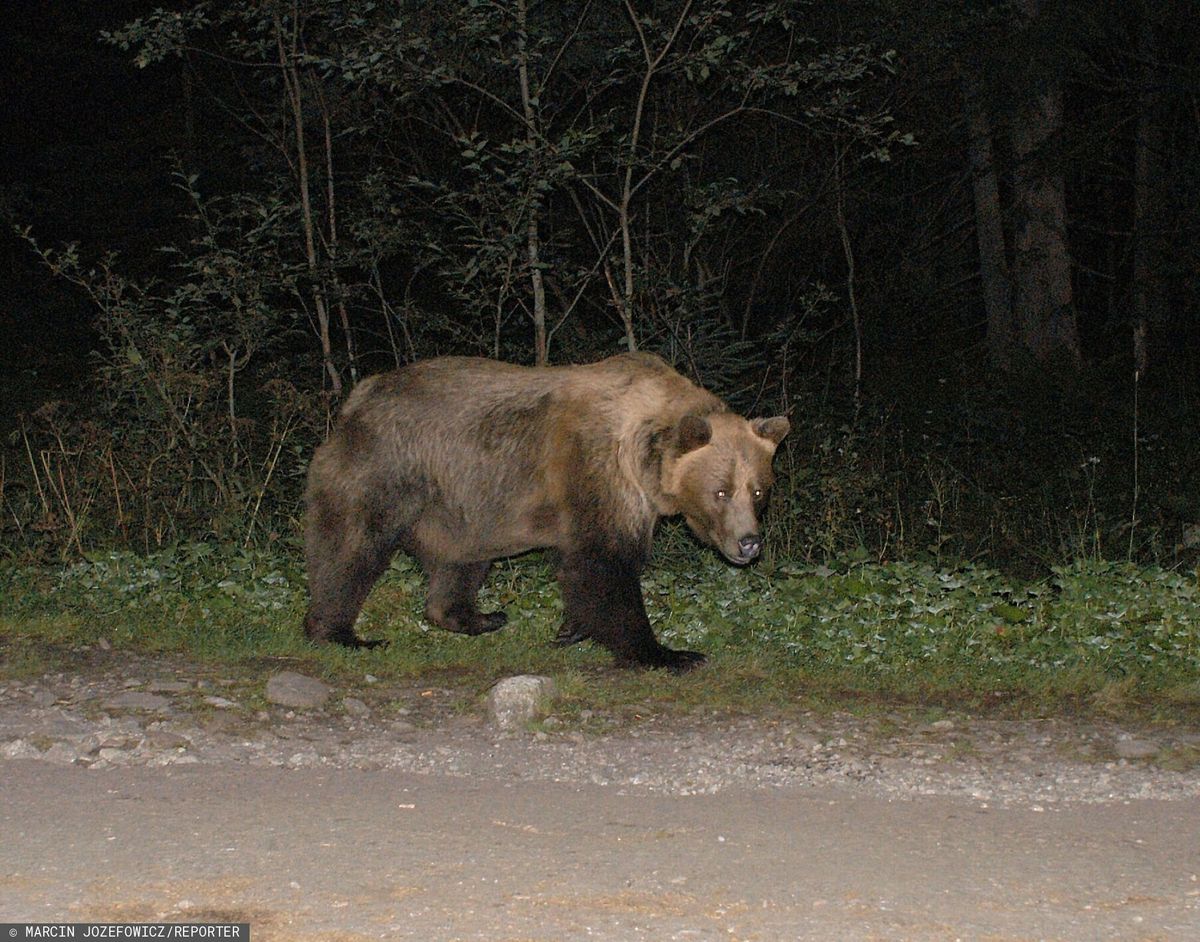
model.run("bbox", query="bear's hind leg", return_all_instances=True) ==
[556,551,705,672]
[424,560,508,636]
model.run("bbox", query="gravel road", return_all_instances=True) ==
[2,653,1199,939]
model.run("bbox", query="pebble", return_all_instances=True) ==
[265,671,332,710]
[2,660,1198,807]
[3,739,42,759]
[1114,738,1160,760]
[487,675,559,730]
[148,680,192,693]
[100,691,172,712]
[143,730,190,750]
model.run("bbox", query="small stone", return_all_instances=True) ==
[2,739,42,759]
[31,689,57,707]
[343,697,371,718]
[143,730,190,750]
[265,671,332,710]
[204,696,238,709]
[42,742,82,764]
[930,719,955,731]
[148,680,191,693]
[101,691,172,712]
[1114,738,1159,760]
[487,675,559,730]
[287,749,320,768]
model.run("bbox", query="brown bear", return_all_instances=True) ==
[302,352,789,671]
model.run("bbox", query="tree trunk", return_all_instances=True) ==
[275,14,341,396]
[1133,0,1168,375]
[516,0,549,366]
[1009,0,1082,369]
[316,80,357,385]
[833,144,862,407]
[961,73,1014,368]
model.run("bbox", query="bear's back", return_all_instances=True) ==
[341,352,721,432]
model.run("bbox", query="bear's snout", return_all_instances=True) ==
[736,534,763,561]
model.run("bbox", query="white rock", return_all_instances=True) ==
[1114,738,1159,760]
[2,739,42,760]
[487,675,559,730]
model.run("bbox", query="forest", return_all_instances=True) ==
[1,0,1197,580]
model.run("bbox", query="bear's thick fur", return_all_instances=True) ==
[303,352,788,671]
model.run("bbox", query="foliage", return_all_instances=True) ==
[9,221,326,555]
[2,1,1198,576]
[2,546,1196,716]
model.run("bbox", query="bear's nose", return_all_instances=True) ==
[737,535,762,559]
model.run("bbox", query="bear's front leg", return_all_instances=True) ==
[555,551,705,673]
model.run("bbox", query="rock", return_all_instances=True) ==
[148,680,192,693]
[287,749,320,768]
[343,697,371,718]
[143,730,190,750]
[42,742,83,765]
[1114,738,1159,760]
[487,675,559,730]
[98,733,138,750]
[204,696,238,709]
[32,712,91,737]
[101,691,172,712]
[31,689,57,707]
[3,739,42,759]
[265,671,332,710]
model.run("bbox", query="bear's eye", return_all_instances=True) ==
[753,489,763,500]
[715,489,728,501]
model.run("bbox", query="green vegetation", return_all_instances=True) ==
[3,544,1196,721]
[1,3,1197,724]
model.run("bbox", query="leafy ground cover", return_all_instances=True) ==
[1,544,1197,722]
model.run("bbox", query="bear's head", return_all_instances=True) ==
[661,412,790,565]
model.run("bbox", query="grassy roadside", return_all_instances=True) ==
[1,544,1198,724]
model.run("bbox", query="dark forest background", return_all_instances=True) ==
[1,0,1197,575]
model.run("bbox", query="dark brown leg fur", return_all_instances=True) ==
[555,550,705,672]
[424,560,508,635]
[303,497,395,648]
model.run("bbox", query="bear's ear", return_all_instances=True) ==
[676,414,712,454]
[751,416,790,446]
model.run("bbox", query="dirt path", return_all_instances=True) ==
[2,655,1200,939]
[2,761,1198,941]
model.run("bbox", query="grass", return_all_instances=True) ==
[1,543,1198,724]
